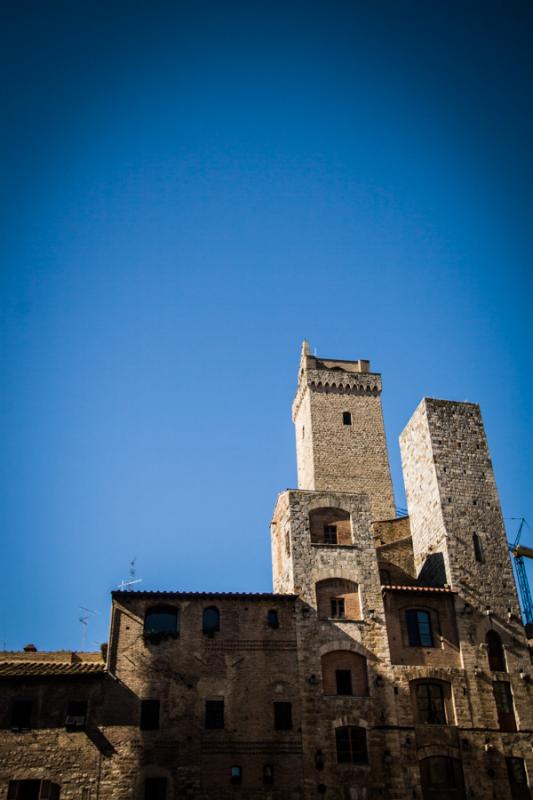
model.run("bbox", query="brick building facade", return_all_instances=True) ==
[1,343,532,800]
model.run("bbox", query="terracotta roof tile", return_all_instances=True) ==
[0,661,106,678]
[112,590,296,600]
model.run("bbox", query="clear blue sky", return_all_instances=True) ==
[1,1,532,650]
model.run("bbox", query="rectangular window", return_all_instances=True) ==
[65,700,87,731]
[263,765,274,785]
[273,701,292,730]
[144,777,167,800]
[406,609,434,647]
[493,681,517,732]
[323,525,337,544]
[416,683,446,724]
[342,412,352,425]
[330,597,345,619]
[506,758,529,799]
[11,699,32,730]
[205,700,224,729]
[335,726,368,764]
[335,669,353,696]
[267,609,279,629]
[230,766,242,786]
[7,782,59,800]
[140,699,160,730]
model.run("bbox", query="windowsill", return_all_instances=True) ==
[311,543,358,549]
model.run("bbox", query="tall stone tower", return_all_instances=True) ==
[292,340,395,521]
[400,398,521,618]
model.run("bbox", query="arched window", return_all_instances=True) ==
[335,726,368,763]
[321,651,368,696]
[414,682,448,724]
[144,606,179,638]
[473,532,484,563]
[405,609,434,647]
[202,606,220,635]
[486,630,506,672]
[315,578,360,620]
[309,508,352,545]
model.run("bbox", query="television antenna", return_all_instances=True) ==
[78,607,97,650]
[118,556,143,592]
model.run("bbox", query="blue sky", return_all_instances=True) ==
[1,1,532,650]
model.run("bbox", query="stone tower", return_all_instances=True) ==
[400,398,521,619]
[292,340,395,522]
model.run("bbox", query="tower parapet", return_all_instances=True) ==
[292,341,395,521]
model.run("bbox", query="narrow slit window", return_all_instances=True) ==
[335,669,352,696]
[263,765,274,785]
[140,699,160,731]
[273,701,292,730]
[230,766,242,786]
[267,609,279,629]
[342,411,352,425]
[473,533,484,563]
[11,700,32,730]
[205,700,224,729]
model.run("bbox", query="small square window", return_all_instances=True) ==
[140,699,160,730]
[263,765,274,785]
[144,777,167,800]
[335,669,352,695]
[65,700,87,731]
[230,766,242,785]
[11,699,32,730]
[330,597,345,619]
[267,609,279,629]
[205,700,224,729]
[342,412,352,425]
[323,525,337,545]
[273,701,292,730]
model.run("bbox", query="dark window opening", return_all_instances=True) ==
[493,681,517,732]
[65,700,87,731]
[425,757,457,788]
[473,532,484,563]
[7,782,59,800]
[267,609,279,629]
[202,606,220,636]
[335,726,368,764]
[205,700,224,729]
[144,606,179,640]
[263,765,274,786]
[415,683,446,724]
[330,597,345,619]
[323,525,337,544]
[274,701,292,730]
[506,758,529,799]
[342,412,352,426]
[144,777,167,800]
[487,630,506,672]
[230,766,242,786]
[140,699,160,731]
[335,669,352,696]
[11,699,32,730]
[406,609,434,647]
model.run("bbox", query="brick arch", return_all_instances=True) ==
[315,578,360,620]
[321,650,369,696]
[306,495,353,514]
[309,507,352,545]
[319,640,368,658]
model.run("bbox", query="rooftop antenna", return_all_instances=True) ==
[78,607,97,650]
[118,556,143,592]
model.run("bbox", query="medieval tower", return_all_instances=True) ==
[1,344,532,800]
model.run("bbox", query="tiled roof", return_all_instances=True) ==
[0,662,106,678]
[112,590,297,600]
[381,584,455,594]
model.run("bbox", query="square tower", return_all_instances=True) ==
[292,341,395,521]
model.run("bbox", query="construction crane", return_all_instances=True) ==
[508,518,533,626]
